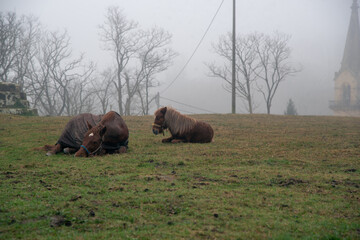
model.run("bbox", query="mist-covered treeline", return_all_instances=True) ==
[0,8,176,116]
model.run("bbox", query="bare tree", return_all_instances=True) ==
[123,70,140,115]
[99,6,141,115]
[93,68,115,114]
[26,30,93,116]
[13,15,40,89]
[208,32,299,114]
[207,33,260,113]
[0,12,40,91]
[0,12,22,82]
[99,8,176,116]
[136,27,177,115]
[0,11,95,115]
[64,62,96,116]
[254,32,300,114]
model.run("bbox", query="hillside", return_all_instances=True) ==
[0,113,359,239]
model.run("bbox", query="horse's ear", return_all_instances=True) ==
[161,107,167,114]
[100,125,106,136]
[86,121,93,130]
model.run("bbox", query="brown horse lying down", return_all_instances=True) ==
[45,111,129,157]
[152,107,214,143]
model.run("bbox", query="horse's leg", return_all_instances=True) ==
[171,139,185,143]
[114,146,127,154]
[162,137,174,143]
[46,144,63,156]
[63,147,77,154]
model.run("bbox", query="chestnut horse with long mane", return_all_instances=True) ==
[152,107,214,143]
[45,111,129,157]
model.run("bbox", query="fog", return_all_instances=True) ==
[1,0,351,115]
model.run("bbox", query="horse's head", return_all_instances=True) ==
[152,107,167,135]
[74,121,106,157]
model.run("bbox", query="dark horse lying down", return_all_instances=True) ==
[45,111,129,157]
[152,107,214,143]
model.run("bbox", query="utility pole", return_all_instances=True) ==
[232,0,236,114]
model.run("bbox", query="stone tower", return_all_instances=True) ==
[330,0,360,116]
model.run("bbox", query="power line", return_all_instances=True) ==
[160,96,216,114]
[173,108,197,115]
[160,0,225,94]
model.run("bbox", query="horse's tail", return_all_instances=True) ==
[32,145,50,152]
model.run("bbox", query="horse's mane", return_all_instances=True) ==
[164,107,197,135]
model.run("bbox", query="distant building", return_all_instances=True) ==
[330,0,360,117]
[0,82,38,116]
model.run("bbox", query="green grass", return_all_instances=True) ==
[0,113,359,239]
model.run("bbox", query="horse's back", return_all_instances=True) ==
[103,111,128,131]
[102,111,129,144]
[190,121,213,143]
[58,113,102,148]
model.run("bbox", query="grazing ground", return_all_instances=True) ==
[0,113,359,239]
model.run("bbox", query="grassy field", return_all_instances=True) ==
[0,113,359,239]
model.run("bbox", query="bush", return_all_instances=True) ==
[284,98,298,115]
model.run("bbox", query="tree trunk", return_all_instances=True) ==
[145,79,149,115]
[248,95,253,114]
[117,72,123,115]
[266,100,271,114]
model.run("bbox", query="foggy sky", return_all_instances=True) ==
[0,0,351,115]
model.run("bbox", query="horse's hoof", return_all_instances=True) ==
[63,148,70,154]
[46,152,53,156]
[118,146,127,153]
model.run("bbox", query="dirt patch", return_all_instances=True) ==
[143,174,176,182]
[108,186,124,191]
[329,179,360,188]
[50,215,72,227]
[270,178,308,187]
[39,179,52,190]
[69,195,82,201]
